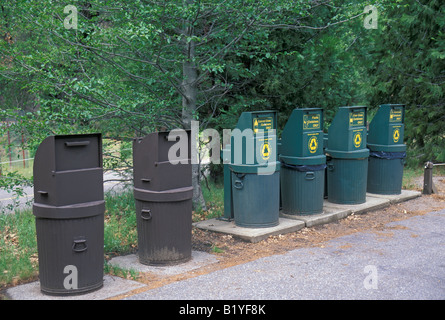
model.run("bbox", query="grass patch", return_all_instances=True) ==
[104,190,138,256]
[402,165,424,190]
[0,209,38,288]
[193,179,224,222]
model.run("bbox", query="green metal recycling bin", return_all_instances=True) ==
[325,106,369,204]
[279,108,326,215]
[367,104,406,194]
[228,111,280,228]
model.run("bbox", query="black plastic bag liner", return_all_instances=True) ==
[369,151,406,160]
[281,162,327,172]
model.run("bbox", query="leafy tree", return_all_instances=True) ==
[1,0,370,208]
[361,0,445,165]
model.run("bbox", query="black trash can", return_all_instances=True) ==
[133,130,192,265]
[33,134,104,296]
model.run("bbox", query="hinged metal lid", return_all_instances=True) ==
[368,104,406,152]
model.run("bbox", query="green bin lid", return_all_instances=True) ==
[280,108,325,160]
[367,104,406,151]
[229,110,278,170]
[326,106,368,153]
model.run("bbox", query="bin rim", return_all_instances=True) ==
[133,186,193,202]
[325,148,369,159]
[367,143,407,152]
[33,200,105,219]
[279,154,326,166]
[228,161,280,174]
[369,150,406,159]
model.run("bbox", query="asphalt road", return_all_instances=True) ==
[126,208,445,300]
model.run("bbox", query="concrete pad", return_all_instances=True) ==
[280,207,352,228]
[6,275,146,300]
[366,189,421,204]
[108,251,219,276]
[323,195,391,215]
[193,218,305,243]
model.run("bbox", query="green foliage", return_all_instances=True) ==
[1,0,443,177]
[360,0,445,164]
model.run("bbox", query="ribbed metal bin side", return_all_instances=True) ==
[231,171,280,228]
[367,157,404,195]
[134,187,193,266]
[280,166,324,215]
[34,211,104,296]
[327,158,368,204]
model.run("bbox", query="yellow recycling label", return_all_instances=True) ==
[393,128,400,143]
[353,131,362,148]
[253,116,273,134]
[308,135,318,154]
[261,142,271,160]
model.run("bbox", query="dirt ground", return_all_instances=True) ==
[190,178,445,269]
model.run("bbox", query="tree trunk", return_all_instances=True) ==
[181,23,207,211]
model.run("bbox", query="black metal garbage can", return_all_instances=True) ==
[33,134,104,296]
[133,130,192,265]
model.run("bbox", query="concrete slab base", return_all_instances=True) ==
[366,189,421,204]
[193,218,305,243]
[6,275,146,300]
[280,207,352,228]
[323,195,391,215]
[108,251,219,276]
[195,190,422,240]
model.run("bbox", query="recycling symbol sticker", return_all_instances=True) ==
[393,128,400,143]
[308,136,318,154]
[261,142,271,160]
[353,131,362,148]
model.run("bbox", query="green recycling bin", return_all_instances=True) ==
[228,111,280,228]
[367,104,406,194]
[325,106,369,204]
[279,108,326,215]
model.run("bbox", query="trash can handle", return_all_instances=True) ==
[72,239,88,253]
[234,180,244,190]
[37,191,49,196]
[141,209,152,220]
[305,172,315,180]
[327,163,335,171]
[64,141,90,147]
